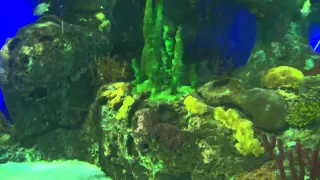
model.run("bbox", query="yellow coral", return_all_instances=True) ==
[234,121,264,156]
[101,82,129,108]
[286,100,320,127]
[213,107,264,156]
[183,95,208,115]
[116,96,135,120]
[276,89,298,100]
[261,66,304,90]
[213,107,241,130]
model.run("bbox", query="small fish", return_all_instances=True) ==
[33,2,50,16]
[301,0,312,16]
[301,0,320,16]
[0,89,13,124]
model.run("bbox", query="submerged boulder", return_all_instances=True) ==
[0,17,111,153]
[236,88,287,131]
[197,79,287,131]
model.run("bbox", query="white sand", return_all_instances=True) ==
[0,160,111,180]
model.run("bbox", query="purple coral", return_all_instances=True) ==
[260,133,320,180]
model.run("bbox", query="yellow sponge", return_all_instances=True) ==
[116,96,135,120]
[183,95,208,115]
[101,82,128,108]
[234,120,264,156]
[213,107,264,156]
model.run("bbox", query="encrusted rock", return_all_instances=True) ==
[236,88,287,131]
[198,79,287,131]
[0,18,111,144]
[197,77,248,105]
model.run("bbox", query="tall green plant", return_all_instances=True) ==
[132,0,194,100]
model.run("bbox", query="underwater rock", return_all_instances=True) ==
[76,80,269,179]
[197,77,249,105]
[35,128,95,161]
[236,161,277,180]
[197,79,287,131]
[236,88,287,131]
[0,144,42,163]
[0,134,11,144]
[0,18,111,147]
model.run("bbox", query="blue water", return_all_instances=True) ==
[0,0,39,124]
[309,22,320,53]
[0,0,39,46]
[186,3,256,68]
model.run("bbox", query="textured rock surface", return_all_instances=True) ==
[0,17,111,151]
[198,79,287,131]
[236,88,287,131]
[197,78,249,105]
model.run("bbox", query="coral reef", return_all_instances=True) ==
[261,133,320,180]
[1,0,320,180]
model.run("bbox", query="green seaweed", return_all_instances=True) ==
[131,0,194,99]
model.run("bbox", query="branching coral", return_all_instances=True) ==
[95,54,129,83]
[260,133,320,180]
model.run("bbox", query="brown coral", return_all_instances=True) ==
[95,54,129,83]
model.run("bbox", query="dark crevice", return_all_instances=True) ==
[126,135,134,156]
[8,37,22,52]
[211,77,230,87]
[28,87,48,99]
[39,35,54,42]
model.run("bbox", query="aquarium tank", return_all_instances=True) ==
[1,0,320,179]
